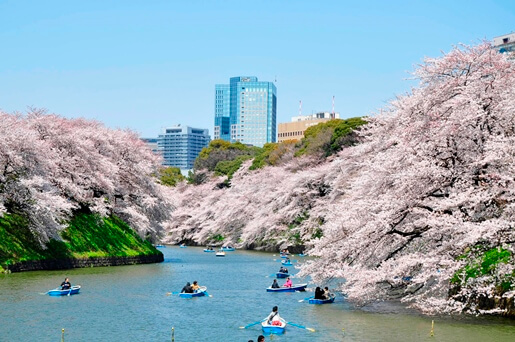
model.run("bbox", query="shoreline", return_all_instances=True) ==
[5,253,164,273]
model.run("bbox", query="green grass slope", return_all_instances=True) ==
[0,213,161,272]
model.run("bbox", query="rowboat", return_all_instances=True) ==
[220,246,235,251]
[308,295,335,304]
[281,260,293,266]
[155,244,166,248]
[266,283,307,292]
[48,285,81,296]
[179,286,208,298]
[280,254,288,258]
[276,272,289,278]
[216,251,226,257]
[204,249,215,252]
[179,244,187,248]
[261,318,286,334]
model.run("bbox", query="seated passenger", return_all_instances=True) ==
[283,277,292,288]
[191,281,200,292]
[271,279,280,288]
[323,286,331,299]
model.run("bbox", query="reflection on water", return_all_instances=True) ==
[0,247,513,341]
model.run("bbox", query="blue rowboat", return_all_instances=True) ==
[179,286,208,298]
[308,295,335,304]
[276,272,289,278]
[298,253,306,257]
[179,244,187,248]
[280,254,289,258]
[281,261,293,266]
[220,246,235,251]
[48,285,81,296]
[266,283,307,292]
[261,318,286,334]
[203,249,215,252]
[155,244,166,248]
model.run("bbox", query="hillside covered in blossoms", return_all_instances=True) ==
[165,43,515,316]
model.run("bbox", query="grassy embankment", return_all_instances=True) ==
[0,213,161,272]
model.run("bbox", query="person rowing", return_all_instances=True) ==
[181,282,194,293]
[60,278,71,290]
[265,306,282,325]
[279,266,288,273]
[314,286,325,299]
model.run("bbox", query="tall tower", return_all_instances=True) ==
[214,76,277,147]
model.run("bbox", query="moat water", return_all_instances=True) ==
[0,247,513,341]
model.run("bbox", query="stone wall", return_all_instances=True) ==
[7,253,164,272]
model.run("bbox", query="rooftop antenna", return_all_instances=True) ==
[332,96,335,115]
[275,75,277,83]
[299,100,302,116]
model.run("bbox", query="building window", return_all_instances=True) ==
[503,38,510,44]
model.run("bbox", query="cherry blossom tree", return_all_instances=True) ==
[301,42,515,314]
[165,43,514,315]
[0,109,172,244]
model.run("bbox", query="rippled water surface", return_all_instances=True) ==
[0,247,514,341]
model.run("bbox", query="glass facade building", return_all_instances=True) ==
[157,125,210,170]
[214,76,277,147]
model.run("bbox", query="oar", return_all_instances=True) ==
[166,291,180,296]
[287,322,315,332]
[239,319,265,329]
[298,296,313,303]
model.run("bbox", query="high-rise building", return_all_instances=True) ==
[278,112,340,143]
[157,125,210,170]
[140,137,160,154]
[214,76,277,147]
[494,32,515,55]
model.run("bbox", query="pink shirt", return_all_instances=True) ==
[284,279,292,287]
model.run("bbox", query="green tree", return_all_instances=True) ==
[158,167,185,187]
[295,117,367,157]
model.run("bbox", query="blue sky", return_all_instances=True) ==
[0,0,513,138]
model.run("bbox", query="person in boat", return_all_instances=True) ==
[271,279,280,288]
[181,282,194,293]
[314,286,325,299]
[279,266,288,273]
[283,277,292,288]
[323,286,331,299]
[258,336,265,342]
[191,280,200,292]
[60,278,71,290]
[284,257,290,263]
[265,306,281,325]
